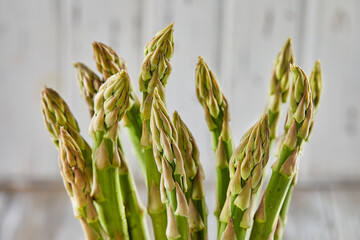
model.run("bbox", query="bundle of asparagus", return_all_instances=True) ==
[41,23,322,240]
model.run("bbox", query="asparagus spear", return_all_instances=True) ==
[92,42,147,179]
[219,114,270,240]
[85,42,149,239]
[195,56,234,229]
[89,71,130,239]
[58,128,107,240]
[266,38,294,144]
[73,62,104,117]
[41,87,93,183]
[138,23,175,239]
[139,22,174,148]
[151,88,189,240]
[275,60,323,240]
[248,39,295,238]
[173,111,208,240]
[250,65,313,239]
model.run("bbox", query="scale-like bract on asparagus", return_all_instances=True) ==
[59,128,107,240]
[250,65,313,240]
[219,113,269,239]
[89,71,131,240]
[266,38,294,141]
[173,111,208,240]
[151,88,189,240]
[74,62,104,117]
[139,23,174,148]
[41,87,93,183]
[195,56,234,229]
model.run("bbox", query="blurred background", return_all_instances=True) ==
[0,0,359,239]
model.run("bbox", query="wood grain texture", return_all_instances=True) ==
[0,185,359,240]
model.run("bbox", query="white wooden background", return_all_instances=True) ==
[0,0,360,239]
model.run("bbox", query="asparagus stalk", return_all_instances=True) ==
[247,39,295,238]
[275,60,322,240]
[173,111,208,240]
[41,87,93,183]
[92,42,147,179]
[138,23,175,239]
[58,128,107,240]
[250,65,313,239]
[219,114,270,240]
[139,22,174,148]
[73,62,104,116]
[195,56,234,228]
[89,71,130,239]
[151,88,190,240]
[90,43,151,238]
[266,38,295,144]
[117,147,150,240]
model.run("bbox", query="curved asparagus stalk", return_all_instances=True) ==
[275,60,323,240]
[41,87,93,183]
[138,23,174,239]
[266,38,295,143]
[92,42,147,179]
[59,128,107,240]
[173,111,208,240]
[250,65,313,239]
[151,89,189,240]
[219,114,270,240]
[89,71,130,239]
[73,62,104,117]
[195,56,234,229]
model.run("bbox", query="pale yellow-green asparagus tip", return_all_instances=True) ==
[89,70,130,139]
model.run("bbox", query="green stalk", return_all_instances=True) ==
[266,38,294,142]
[219,114,270,240]
[250,65,313,239]
[118,157,150,239]
[173,111,208,240]
[141,147,167,240]
[92,41,147,179]
[89,71,131,239]
[58,128,107,240]
[41,87,93,183]
[138,23,175,239]
[122,96,147,179]
[245,38,295,239]
[195,57,234,233]
[275,60,323,240]
[151,89,189,240]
